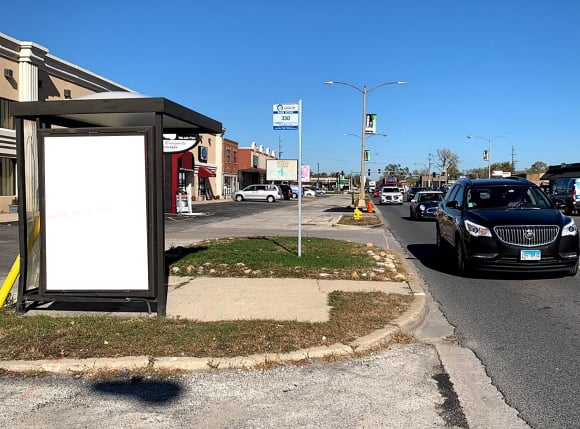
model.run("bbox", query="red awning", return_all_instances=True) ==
[198,166,216,177]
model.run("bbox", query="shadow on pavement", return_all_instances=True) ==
[91,378,183,404]
[323,206,356,213]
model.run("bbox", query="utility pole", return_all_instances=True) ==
[278,136,283,159]
[511,145,517,173]
[427,152,433,188]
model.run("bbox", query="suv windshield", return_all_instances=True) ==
[466,185,552,210]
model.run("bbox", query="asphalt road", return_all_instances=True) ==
[0,221,18,280]
[375,200,580,429]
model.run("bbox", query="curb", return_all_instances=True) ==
[0,285,427,376]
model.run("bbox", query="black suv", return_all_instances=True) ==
[436,177,579,276]
[278,184,292,200]
[551,177,580,215]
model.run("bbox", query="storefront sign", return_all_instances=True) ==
[163,134,199,153]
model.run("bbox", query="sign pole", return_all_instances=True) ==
[272,101,302,257]
[298,99,302,257]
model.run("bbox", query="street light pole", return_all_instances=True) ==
[325,80,406,208]
[467,134,509,178]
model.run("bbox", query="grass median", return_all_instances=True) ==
[0,237,413,363]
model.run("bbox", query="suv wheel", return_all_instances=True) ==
[235,195,244,202]
[267,195,275,203]
[568,261,579,276]
[455,238,471,276]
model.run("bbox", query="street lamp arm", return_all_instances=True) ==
[344,132,388,139]
[467,134,509,143]
[324,81,363,93]
[368,81,407,94]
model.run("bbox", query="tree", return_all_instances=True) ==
[382,163,409,182]
[490,161,513,173]
[527,161,548,174]
[436,148,460,179]
[465,167,487,179]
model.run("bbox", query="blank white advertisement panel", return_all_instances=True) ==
[43,134,149,291]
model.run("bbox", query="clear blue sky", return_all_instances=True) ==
[4,0,580,177]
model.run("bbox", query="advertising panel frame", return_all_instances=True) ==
[266,159,298,181]
[39,128,153,294]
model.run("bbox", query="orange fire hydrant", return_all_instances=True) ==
[366,199,374,213]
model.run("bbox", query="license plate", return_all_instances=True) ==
[521,249,541,261]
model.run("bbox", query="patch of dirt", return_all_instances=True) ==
[337,214,382,226]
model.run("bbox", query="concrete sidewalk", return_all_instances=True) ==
[166,277,414,322]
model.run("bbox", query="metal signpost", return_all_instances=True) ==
[273,101,303,256]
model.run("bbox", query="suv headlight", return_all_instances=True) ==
[464,219,492,237]
[562,219,578,237]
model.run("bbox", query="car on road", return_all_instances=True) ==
[407,186,428,202]
[232,184,282,202]
[551,177,580,215]
[379,186,403,205]
[436,177,579,276]
[372,189,381,198]
[409,191,444,220]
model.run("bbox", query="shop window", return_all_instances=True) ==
[0,97,15,129]
[0,157,16,196]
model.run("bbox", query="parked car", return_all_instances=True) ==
[551,177,580,215]
[409,191,444,220]
[278,184,292,200]
[379,186,403,205]
[289,184,300,198]
[232,184,282,202]
[436,177,579,276]
[303,187,316,197]
[315,187,327,195]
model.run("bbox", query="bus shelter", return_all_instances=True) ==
[11,94,222,316]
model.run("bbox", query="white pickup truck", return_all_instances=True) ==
[379,186,403,205]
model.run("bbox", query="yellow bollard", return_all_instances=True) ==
[0,255,20,308]
[353,207,363,220]
[0,217,41,308]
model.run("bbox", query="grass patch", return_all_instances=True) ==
[1,237,413,362]
[169,236,406,281]
[0,292,412,361]
[337,214,382,227]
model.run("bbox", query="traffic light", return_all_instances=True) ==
[378,169,381,174]
[368,169,371,176]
